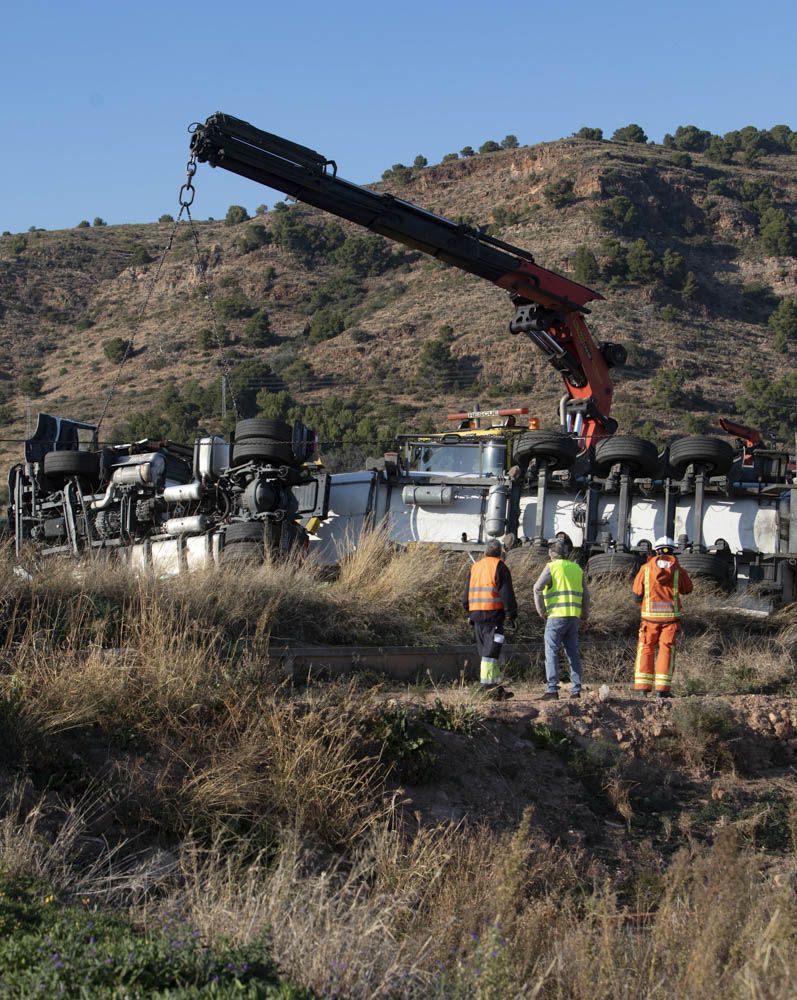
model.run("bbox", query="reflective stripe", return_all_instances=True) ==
[468,557,503,612]
[642,563,681,621]
[544,560,584,618]
[480,657,502,683]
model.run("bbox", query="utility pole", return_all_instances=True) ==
[221,376,227,420]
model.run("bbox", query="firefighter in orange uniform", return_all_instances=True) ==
[632,537,693,697]
[463,539,517,694]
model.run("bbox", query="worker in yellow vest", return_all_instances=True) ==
[463,539,517,694]
[533,538,590,700]
[632,537,693,697]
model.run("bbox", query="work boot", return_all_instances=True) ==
[654,690,672,699]
[484,684,514,701]
[540,691,559,701]
[569,691,581,700]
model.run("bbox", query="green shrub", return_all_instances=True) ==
[662,248,686,287]
[661,304,678,323]
[18,374,44,397]
[413,154,428,168]
[9,235,27,256]
[381,163,414,185]
[491,205,522,228]
[129,245,152,267]
[593,195,638,233]
[626,239,660,282]
[76,220,90,228]
[0,873,296,998]
[423,697,482,735]
[501,134,520,149]
[255,203,268,215]
[652,367,689,410]
[768,297,797,352]
[671,125,712,152]
[196,325,230,351]
[671,151,692,168]
[705,136,735,163]
[237,222,270,254]
[599,238,629,279]
[306,306,346,345]
[760,207,795,256]
[543,178,575,208]
[332,234,394,276]
[479,140,501,154]
[244,309,277,347]
[574,127,603,140]
[373,702,437,784]
[571,245,599,284]
[736,373,797,442]
[224,204,250,226]
[281,357,315,389]
[270,204,344,264]
[158,213,174,223]
[416,335,465,391]
[102,337,132,365]
[681,271,700,303]
[460,146,475,157]
[215,289,255,319]
[442,152,459,162]
[611,123,648,144]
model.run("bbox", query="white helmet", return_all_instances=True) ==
[654,536,675,551]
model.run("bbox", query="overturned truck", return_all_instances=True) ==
[312,410,796,610]
[8,413,329,572]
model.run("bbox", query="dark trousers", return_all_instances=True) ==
[473,622,505,683]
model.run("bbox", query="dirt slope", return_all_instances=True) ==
[1,136,796,473]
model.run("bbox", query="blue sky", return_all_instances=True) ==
[1,0,795,233]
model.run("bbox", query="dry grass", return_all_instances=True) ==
[1,545,796,997]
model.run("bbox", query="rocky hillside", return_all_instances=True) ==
[1,132,796,472]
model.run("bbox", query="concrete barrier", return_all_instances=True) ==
[273,644,489,684]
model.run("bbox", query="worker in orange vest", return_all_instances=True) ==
[632,537,693,697]
[463,539,517,695]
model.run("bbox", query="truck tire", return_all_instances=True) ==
[513,431,578,470]
[224,521,265,545]
[234,418,292,444]
[668,436,735,476]
[220,542,264,565]
[587,551,640,579]
[678,552,732,585]
[593,436,659,477]
[231,438,295,467]
[43,450,101,484]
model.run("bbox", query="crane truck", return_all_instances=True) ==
[185,113,796,607]
[6,113,796,609]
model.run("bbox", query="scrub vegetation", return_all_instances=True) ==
[1,537,796,997]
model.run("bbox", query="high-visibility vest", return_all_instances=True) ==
[641,562,681,620]
[468,556,504,612]
[543,559,584,618]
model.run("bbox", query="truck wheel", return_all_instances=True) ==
[231,438,295,467]
[224,521,265,545]
[234,418,292,443]
[593,436,659,477]
[587,551,640,579]
[43,450,101,485]
[668,437,735,476]
[678,552,732,585]
[220,542,264,565]
[513,431,577,470]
